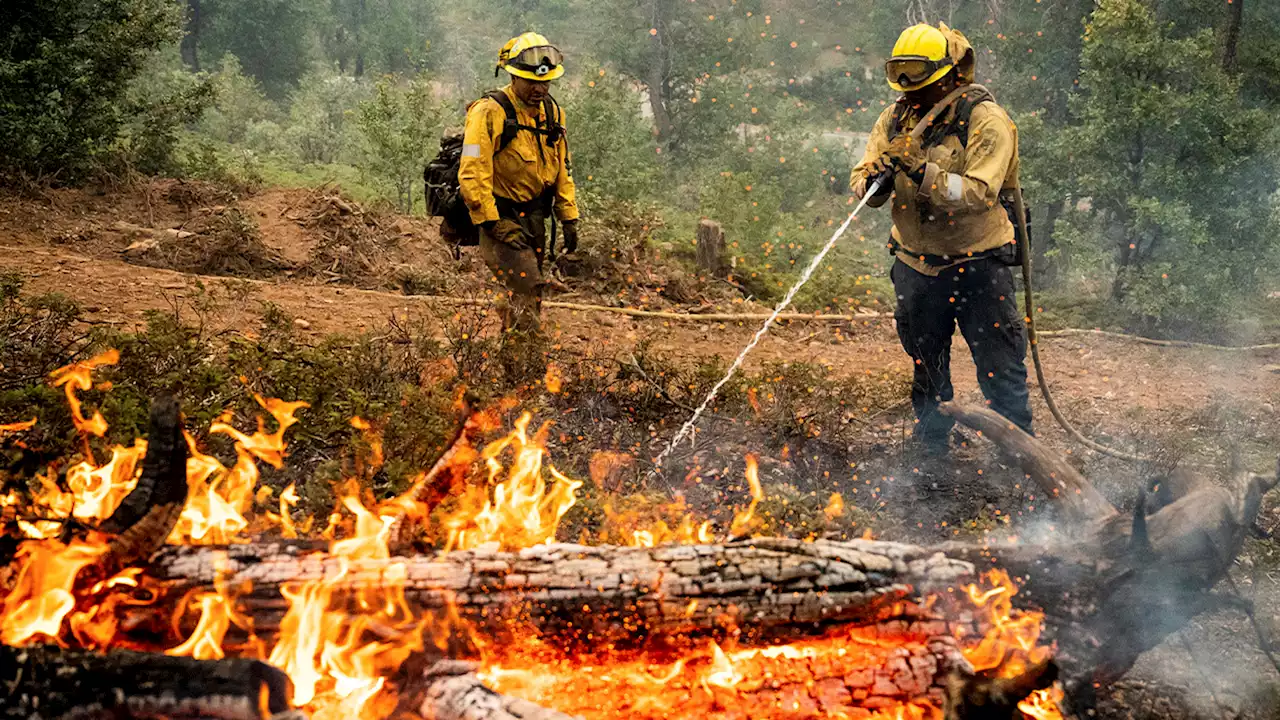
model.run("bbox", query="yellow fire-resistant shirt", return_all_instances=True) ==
[851,95,1019,276]
[459,85,579,225]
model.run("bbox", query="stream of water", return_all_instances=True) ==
[651,179,885,478]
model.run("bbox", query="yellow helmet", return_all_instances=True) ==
[497,32,564,82]
[884,24,954,92]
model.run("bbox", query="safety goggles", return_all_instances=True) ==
[508,45,564,78]
[884,55,953,88]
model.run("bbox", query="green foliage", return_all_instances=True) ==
[196,56,282,148]
[120,50,216,175]
[354,73,445,213]
[321,0,444,76]
[285,70,371,165]
[1049,0,1280,337]
[0,0,184,180]
[193,0,320,99]
[559,69,661,205]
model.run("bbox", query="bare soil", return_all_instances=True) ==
[1,181,1278,719]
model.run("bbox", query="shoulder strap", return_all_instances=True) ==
[950,85,994,148]
[484,90,520,152]
[541,95,565,145]
[887,86,995,148]
[886,98,910,141]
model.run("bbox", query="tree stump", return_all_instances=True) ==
[695,219,727,277]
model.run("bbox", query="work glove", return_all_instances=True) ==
[853,167,894,201]
[560,219,579,254]
[482,218,527,249]
[883,134,927,184]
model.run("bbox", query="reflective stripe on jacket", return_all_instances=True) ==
[459,85,579,225]
[851,96,1018,276]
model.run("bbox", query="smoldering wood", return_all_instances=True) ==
[937,402,1280,711]
[0,643,294,720]
[148,537,974,643]
[695,219,728,278]
[102,394,189,567]
[402,660,580,720]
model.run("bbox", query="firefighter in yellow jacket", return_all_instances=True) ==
[460,32,580,336]
[851,23,1032,454]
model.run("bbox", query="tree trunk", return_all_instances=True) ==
[147,538,973,645]
[1223,0,1244,73]
[181,0,203,72]
[695,219,727,278]
[646,1,676,148]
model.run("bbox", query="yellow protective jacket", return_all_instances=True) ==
[459,85,579,225]
[850,25,1018,276]
[851,96,1019,276]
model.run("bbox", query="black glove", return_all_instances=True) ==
[867,170,895,197]
[561,219,579,254]
[480,219,497,232]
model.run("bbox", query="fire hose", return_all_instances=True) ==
[1008,187,1150,464]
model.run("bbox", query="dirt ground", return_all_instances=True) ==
[2,181,1278,718]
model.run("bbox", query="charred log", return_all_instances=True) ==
[938,402,1280,712]
[148,538,973,645]
[0,643,294,720]
[400,660,579,720]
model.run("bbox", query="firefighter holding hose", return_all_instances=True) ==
[851,23,1033,456]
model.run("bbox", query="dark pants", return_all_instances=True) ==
[891,257,1033,446]
[479,198,549,334]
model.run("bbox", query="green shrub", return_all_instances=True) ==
[0,0,185,180]
[355,73,445,213]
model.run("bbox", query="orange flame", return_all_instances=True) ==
[0,418,37,434]
[170,396,308,545]
[50,350,119,439]
[444,412,583,551]
[729,454,764,537]
[1,538,107,645]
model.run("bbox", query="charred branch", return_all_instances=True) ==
[939,403,1280,713]
[943,659,1059,720]
[938,403,1115,525]
[102,395,189,567]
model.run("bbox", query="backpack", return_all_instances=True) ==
[425,91,565,258]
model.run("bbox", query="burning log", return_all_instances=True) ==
[149,537,974,644]
[937,402,1280,712]
[401,660,579,720]
[0,643,294,720]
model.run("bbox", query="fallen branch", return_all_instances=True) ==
[1036,327,1280,352]
[937,402,1280,712]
